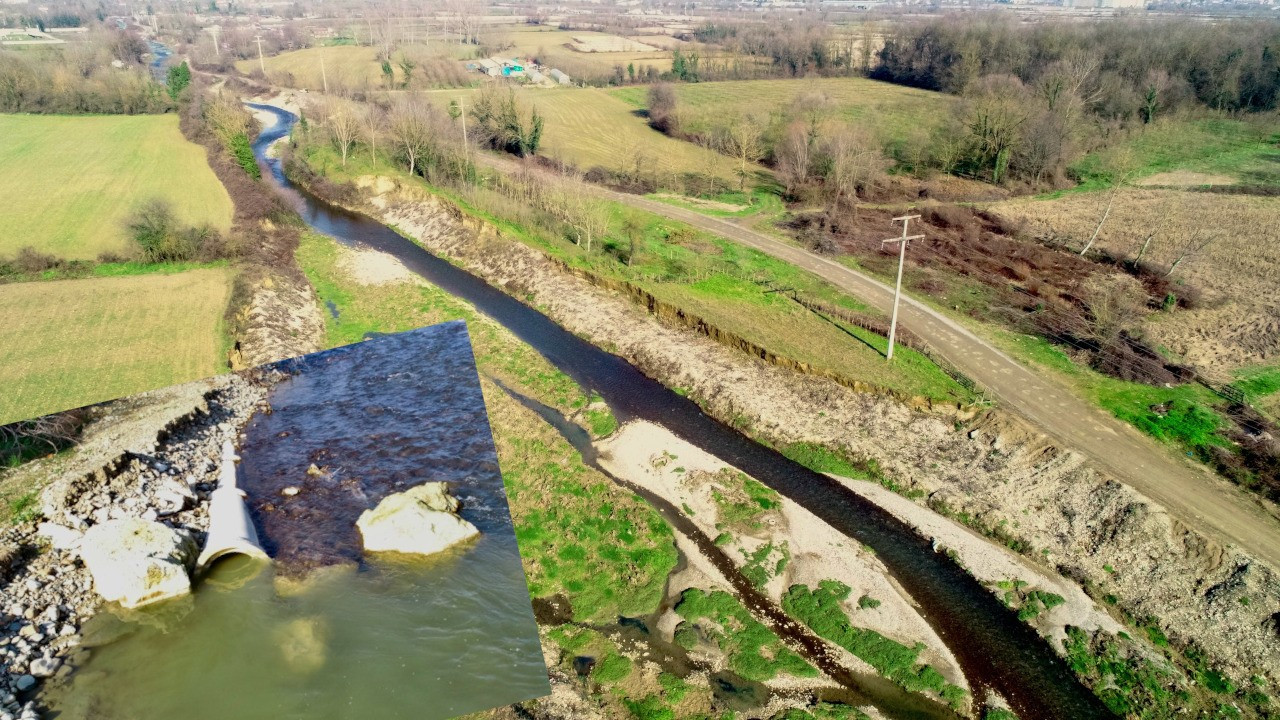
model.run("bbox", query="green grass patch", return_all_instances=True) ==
[0,114,233,260]
[7,491,40,526]
[782,580,964,704]
[674,588,817,682]
[584,405,618,438]
[771,703,872,720]
[0,268,234,425]
[1067,115,1280,193]
[1000,332,1238,466]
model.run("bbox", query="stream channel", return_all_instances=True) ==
[251,103,1115,720]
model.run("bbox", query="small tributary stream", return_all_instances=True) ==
[251,103,1115,720]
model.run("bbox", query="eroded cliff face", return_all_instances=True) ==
[227,264,326,371]
[329,175,1277,685]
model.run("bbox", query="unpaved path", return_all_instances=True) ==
[481,153,1280,571]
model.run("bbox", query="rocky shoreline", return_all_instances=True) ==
[0,375,268,719]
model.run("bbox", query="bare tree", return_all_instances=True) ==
[962,75,1029,184]
[1079,149,1137,256]
[325,99,361,167]
[387,97,433,177]
[1166,229,1214,277]
[1081,273,1147,342]
[720,114,765,191]
[821,125,885,215]
[360,103,386,163]
[775,121,811,196]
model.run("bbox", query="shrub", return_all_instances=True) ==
[11,247,61,273]
[125,198,238,263]
[229,133,261,179]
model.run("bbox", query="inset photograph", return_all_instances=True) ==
[0,322,549,720]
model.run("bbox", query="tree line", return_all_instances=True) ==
[0,29,170,114]
[873,17,1280,115]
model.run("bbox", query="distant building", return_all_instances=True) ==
[548,68,571,85]
[526,69,546,84]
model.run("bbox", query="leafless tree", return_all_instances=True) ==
[821,125,885,214]
[1079,149,1137,256]
[360,103,386,163]
[775,121,812,196]
[1081,273,1147,341]
[387,96,433,177]
[324,99,361,167]
[1166,229,1215,277]
[719,114,765,191]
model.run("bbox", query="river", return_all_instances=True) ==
[250,103,1115,720]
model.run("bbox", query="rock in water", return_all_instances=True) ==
[356,483,479,556]
[79,519,196,608]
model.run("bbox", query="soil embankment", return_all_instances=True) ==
[332,175,1278,686]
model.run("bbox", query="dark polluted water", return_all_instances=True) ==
[250,104,1114,720]
[44,323,550,720]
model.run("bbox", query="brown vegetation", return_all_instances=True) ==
[0,29,169,114]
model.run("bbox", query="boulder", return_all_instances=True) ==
[79,519,196,609]
[356,483,478,557]
[36,523,82,552]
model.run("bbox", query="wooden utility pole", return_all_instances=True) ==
[255,34,265,74]
[459,97,468,158]
[881,215,924,361]
[320,49,328,93]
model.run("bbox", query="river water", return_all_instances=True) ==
[44,323,550,719]
[251,104,1114,720]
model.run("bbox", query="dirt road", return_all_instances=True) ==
[481,154,1280,570]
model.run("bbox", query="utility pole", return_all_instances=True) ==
[255,34,265,74]
[458,97,468,160]
[319,49,328,94]
[881,214,923,362]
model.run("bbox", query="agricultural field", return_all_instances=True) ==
[0,268,233,425]
[610,76,955,144]
[235,43,473,91]
[0,114,233,260]
[993,188,1280,379]
[496,27,679,76]
[420,85,742,182]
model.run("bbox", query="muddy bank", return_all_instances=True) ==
[0,375,268,719]
[597,420,970,709]
[335,175,1278,685]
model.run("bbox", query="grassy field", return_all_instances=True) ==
[0,268,233,425]
[609,76,954,144]
[415,84,741,182]
[0,114,234,260]
[1069,115,1280,191]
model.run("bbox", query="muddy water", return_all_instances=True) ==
[45,324,550,719]
[252,104,1114,720]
